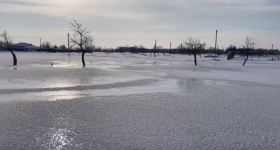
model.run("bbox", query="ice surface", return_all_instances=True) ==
[1,52,280,149]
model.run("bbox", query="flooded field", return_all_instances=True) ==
[1,52,280,149]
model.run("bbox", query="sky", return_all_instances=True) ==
[0,0,279,49]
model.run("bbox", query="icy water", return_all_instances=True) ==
[1,52,280,149]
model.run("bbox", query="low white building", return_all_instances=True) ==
[9,42,39,51]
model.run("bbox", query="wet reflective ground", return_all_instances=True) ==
[1,53,280,149]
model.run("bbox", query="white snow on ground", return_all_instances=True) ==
[1,52,280,149]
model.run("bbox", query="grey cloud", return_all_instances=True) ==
[116,0,257,21]
[122,0,277,16]
[265,0,280,5]
[83,0,280,37]
[74,0,277,36]
[0,0,51,6]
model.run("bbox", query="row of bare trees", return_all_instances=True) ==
[0,20,275,67]
[40,41,67,49]
[149,37,206,66]
[0,20,93,67]
[177,37,259,66]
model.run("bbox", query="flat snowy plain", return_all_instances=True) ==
[1,52,280,149]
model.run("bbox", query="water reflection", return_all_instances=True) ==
[0,101,81,149]
[43,115,78,150]
[34,114,76,150]
[0,75,153,90]
[0,78,231,103]
[177,78,230,92]
[177,79,200,92]
[41,90,85,101]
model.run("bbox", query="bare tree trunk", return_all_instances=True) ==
[242,50,249,66]
[82,51,85,67]
[193,49,197,66]
[10,50,17,66]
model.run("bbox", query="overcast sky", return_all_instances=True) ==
[0,0,279,49]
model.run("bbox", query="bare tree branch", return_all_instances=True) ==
[69,19,94,67]
[242,37,255,66]
[1,30,17,66]
[69,19,93,52]
[183,37,206,66]
[0,30,13,47]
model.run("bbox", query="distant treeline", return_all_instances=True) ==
[3,45,280,56]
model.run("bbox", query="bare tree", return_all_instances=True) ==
[1,31,17,66]
[150,40,158,57]
[59,45,67,49]
[42,41,51,49]
[69,19,93,67]
[84,36,94,54]
[184,37,206,66]
[155,45,166,55]
[197,42,206,58]
[242,37,254,66]
[53,45,58,49]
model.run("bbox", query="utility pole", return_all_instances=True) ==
[154,39,157,56]
[68,33,70,49]
[40,37,41,52]
[215,29,218,59]
[272,44,274,50]
[68,33,70,56]
[38,36,41,52]
[169,42,171,56]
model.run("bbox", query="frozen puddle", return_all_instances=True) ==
[0,75,154,90]
[0,78,231,103]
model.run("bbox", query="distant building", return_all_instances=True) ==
[8,42,39,52]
